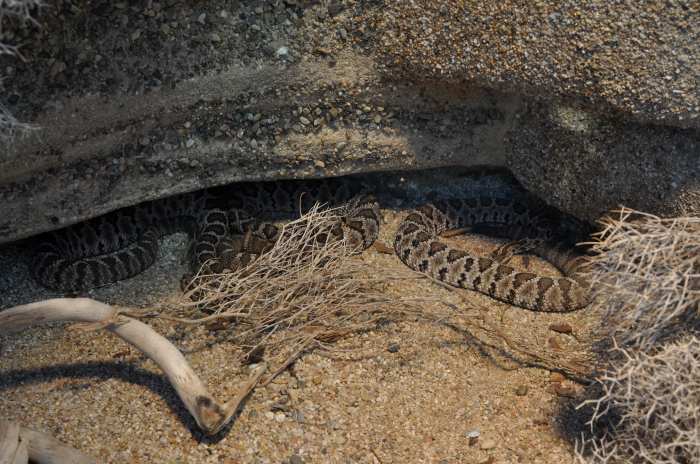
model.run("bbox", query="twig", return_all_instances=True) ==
[0,298,266,435]
[0,420,96,464]
[261,338,317,387]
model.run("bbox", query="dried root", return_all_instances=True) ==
[0,419,95,464]
[0,298,267,436]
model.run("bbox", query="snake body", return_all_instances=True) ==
[31,179,380,292]
[394,196,590,312]
[31,178,589,312]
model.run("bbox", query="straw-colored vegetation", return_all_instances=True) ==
[177,203,400,378]
[576,209,700,464]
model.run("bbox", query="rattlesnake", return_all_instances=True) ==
[31,178,589,312]
[394,195,590,312]
[31,178,380,292]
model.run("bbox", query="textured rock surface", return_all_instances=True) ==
[508,100,700,221]
[369,0,699,129]
[0,72,516,243]
[0,0,698,243]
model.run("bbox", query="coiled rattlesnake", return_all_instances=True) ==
[31,178,380,292]
[394,196,590,312]
[31,178,589,312]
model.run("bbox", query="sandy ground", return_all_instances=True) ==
[0,1,694,461]
[0,176,595,463]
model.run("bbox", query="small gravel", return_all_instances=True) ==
[362,1,699,128]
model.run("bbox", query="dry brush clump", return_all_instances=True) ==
[577,336,700,464]
[178,203,398,365]
[575,209,700,463]
[587,208,700,351]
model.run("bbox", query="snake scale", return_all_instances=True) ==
[31,177,590,312]
[31,179,380,292]
[394,196,590,312]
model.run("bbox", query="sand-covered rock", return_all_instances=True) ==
[0,0,697,240]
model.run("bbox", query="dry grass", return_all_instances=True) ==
[575,208,700,463]
[176,203,398,366]
[586,208,700,351]
[577,337,700,464]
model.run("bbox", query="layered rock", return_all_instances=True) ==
[0,0,697,243]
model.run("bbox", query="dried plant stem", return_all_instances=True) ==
[0,298,266,435]
[576,208,700,463]
[0,420,96,464]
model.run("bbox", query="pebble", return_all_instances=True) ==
[387,342,400,353]
[548,322,573,334]
[550,372,565,383]
[467,429,480,447]
[276,46,289,57]
[299,116,311,125]
[515,385,528,396]
[185,139,195,148]
[547,337,562,350]
[289,455,304,464]
[552,383,578,398]
[327,1,344,16]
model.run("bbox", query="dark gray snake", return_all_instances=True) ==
[31,179,380,292]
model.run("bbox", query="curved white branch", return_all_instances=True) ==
[0,420,96,464]
[0,298,266,436]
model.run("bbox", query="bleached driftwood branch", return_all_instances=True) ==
[0,298,266,436]
[0,420,95,464]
